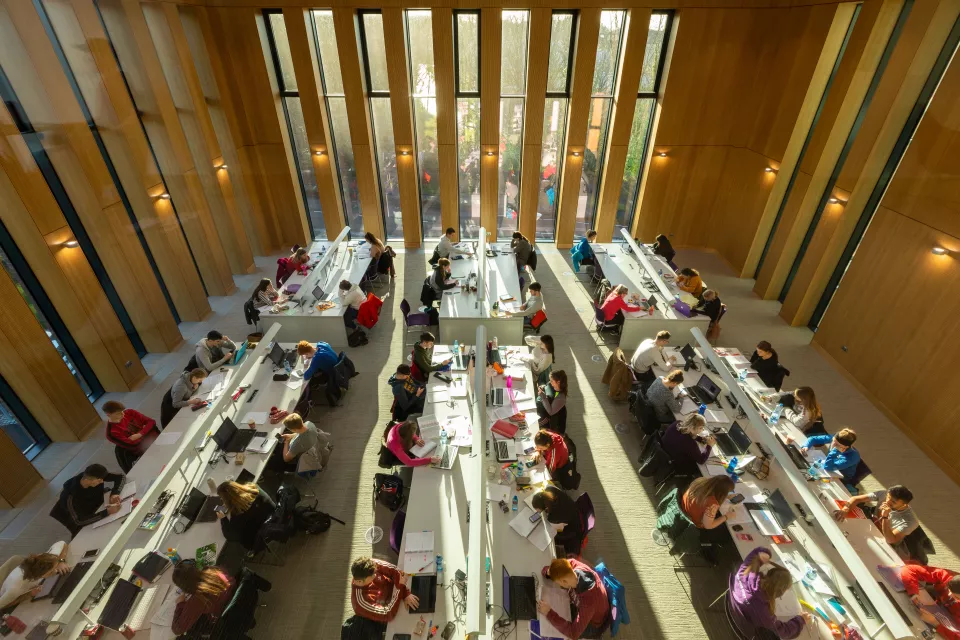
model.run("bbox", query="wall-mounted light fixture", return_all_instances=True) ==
[932,246,955,256]
[158,193,170,200]
[828,197,846,205]
[216,164,227,170]
[657,151,668,158]
[764,167,778,173]
[314,150,326,156]
[571,151,581,157]
[485,150,495,157]
[400,150,411,156]
[64,239,79,248]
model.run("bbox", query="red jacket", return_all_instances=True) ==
[357,293,383,329]
[276,257,307,286]
[601,292,641,321]
[901,565,960,640]
[542,559,609,639]
[106,410,157,452]
[352,559,409,623]
[543,432,569,473]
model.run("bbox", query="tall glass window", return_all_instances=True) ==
[498,11,529,238]
[537,11,576,241]
[0,385,49,460]
[358,11,402,240]
[263,11,326,240]
[575,10,626,238]
[455,11,481,239]
[615,11,673,238]
[311,10,363,235]
[405,11,441,239]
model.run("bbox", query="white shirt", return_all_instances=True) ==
[0,541,66,608]
[338,285,365,310]
[438,235,470,258]
[631,339,669,372]
[521,336,554,375]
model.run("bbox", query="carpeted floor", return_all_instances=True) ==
[1,243,957,640]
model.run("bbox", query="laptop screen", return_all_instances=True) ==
[269,343,285,367]
[695,374,721,400]
[502,566,511,614]
[212,418,237,449]
[680,343,696,363]
[767,489,797,529]
[729,422,752,453]
[647,294,658,309]
[312,285,324,301]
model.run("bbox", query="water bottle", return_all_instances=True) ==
[738,368,748,382]
[166,547,182,564]
[726,456,738,474]
[658,269,663,277]
[453,339,459,355]
[511,496,518,511]
[440,428,448,447]
[698,404,707,416]
[436,555,443,582]
[804,565,818,583]
[769,403,783,425]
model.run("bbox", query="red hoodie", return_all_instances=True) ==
[543,432,569,473]
[901,565,960,640]
[352,559,410,623]
[600,292,641,321]
[106,409,157,453]
[542,559,609,639]
[276,257,308,286]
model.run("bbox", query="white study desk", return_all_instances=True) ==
[595,243,709,351]
[261,234,373,347]
[438,244,524,347]
[658,333,927,640]
[386,344,563,640]
[15,334,308,639]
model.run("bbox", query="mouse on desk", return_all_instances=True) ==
[732,524,743,532]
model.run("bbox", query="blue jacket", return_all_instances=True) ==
[805,434,860,483]
[575,237,594,260]
[303,342,339,380]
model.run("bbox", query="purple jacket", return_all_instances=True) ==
[730,547,804,639]
[661,422,711,465]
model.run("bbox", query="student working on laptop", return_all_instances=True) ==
[630,330,676,386]
[728,547,812,639]
[194,331,236,372]
[661,414,714,470]
[351,556,419,623]
[411,332,451,383]
[171,561,236,636]
[383,420,440,467]
[216,481,276,551]
[646,370,684,423]
[801,428,860,490]
[537,558,610,640]
[0,541,70,608]
[692,289,722,324]
[297,340,339,381]
[900,564,960,637]
[389,364,426,421]
[835,485,919,560]
[768,387,826,437]
[504,282,544,324]
[54,464,126,538]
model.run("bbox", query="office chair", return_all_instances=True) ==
[389,510,406,555]
[160,388,176,428]
[575,493,596,554]
[591,305,621,337]
[400,299,432,350]
[848,459,872,489]
[183,354,200,372]
[243,299,261,336]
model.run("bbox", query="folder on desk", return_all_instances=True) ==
[403,531,435,574]
[492,419,519,439]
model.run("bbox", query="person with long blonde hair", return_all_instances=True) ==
[681,475,736,531]
[729,547,811,638]
[216,481,276,550]
[171,560,236,635]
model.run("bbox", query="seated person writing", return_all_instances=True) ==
[661,414,713,471]
[533,429,569,475]
[171,561,236,636]
[600,285,641,328]
[505,282,544,325]
[537,558,610,640]
[774,387,826,437]
[54,464,125,538]
[729,547,811,639]
[645,370,684,423]
[216,481,276,551]
[537,370,568,435]
[384,420,439,467]
[103,400,159,473]
[681,476,740,548]
[802,428,860,490]
[0,542,69,609]
[194,331,236,372]
[411,332,450,383]
[531,486,583,557]
[675,268,704,298]
[835,485,918,560]
[338,279,366,332]
[389,364,425,421]
[297,340,339,381]
[900,564,960,639]
[265,413,333,474]
[351,556,418,623]
[630,330,676,386]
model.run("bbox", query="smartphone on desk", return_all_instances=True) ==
[729,493,745,505]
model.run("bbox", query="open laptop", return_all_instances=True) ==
[503,566,537,620]
[714,422,752,457]
[99,578,142,631]
[178,487,222,524]
[679,343,697,366]
[745,489,797,536]
[231,341,249,365]
[213,417,261,453]
[50,560,93,605]
[494,437,518,462]
[641,293,658,311]
[490,387,510,406]
[268,342,297,369]
[684,374,722,405]
[312,284,328,303]
[410,575,438,613]
[430,444,458,469]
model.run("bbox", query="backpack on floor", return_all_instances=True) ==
[293,505,345,534]
[373,473,404,511]
[347,329,368,347]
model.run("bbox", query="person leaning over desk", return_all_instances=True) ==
[297,340,338,381]
[351,556,418,623]
[661,414,714,470]
[251,277,283,308]
[537,370,568,434]
[389,364,425,421]
[54,463,125,538]
[681,476,740,541]
[195,331,236,372]
[900,564,960,639]
[103,400,159,473]
[835,485,919,560]
[171,560,237,636]
[429,257,458,300]
[383,420,440,467]
[692,289,722,323]
[411,331,450,383]
[163,368,208,428]
[531,486,583,557]
[770,386,826,437]
[0,541,69,609]
[505,281,544,323]
[676,268,704,298]
[533,429,569,474]
[729,547,812,639]
[600,284,642,328]
[801,428,860,490]
[216,481,276,551]
[511,231,534,271]
[276,247,309,286]
[436,227,473,261]
[630,330,676,387]
[338,279,365,331]
[265,413,333,474]
[538,558,610,640]
[646,369,684,423]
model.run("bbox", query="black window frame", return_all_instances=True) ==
[0,373,50,461]
[544,10,578,100]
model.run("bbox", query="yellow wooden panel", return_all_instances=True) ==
[0,430,43,506]
[438,144,459,235]
[432,8,457,144]
[479,8,502,238]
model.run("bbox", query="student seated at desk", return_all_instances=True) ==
[662,414,713,469]
[729,547,811,640]
[171,561,237,636]
[54,464,125,538]
[0,541,69,609]
[653,234,675,263]
[538,558,610,640]
[216,481,276,551]
[163,368,208,428]
[195,331,237,372]
[575,230,598,266]
[364,232,396,278]
[692,289,722,323]
[534,429,569,474]
[801,428,860,490]
[771,387,825,437]
[900,564,960,639]
[511,231,534,271]
[630,330,676,387]
[429,258,459,301]
[351,556,418,623]
[389,364,425,421]
[265,413,333,474]
[411,332,450,383]
[676,268,704,298]
[103,400,159,473]
[600,285,642,328]
[519,334,555,383]
[646,370,684,423]
[532,486,583,557]
[835,485,918,559]
[297,340,339,382]
[436,227,473,261]
[384,420,440,467]
[338,279,366,331]
[505,282,544,324]
[681,476,737,536]
[251,277,282,308]
[750,341,786,390]
[537,370,568,434]
[276,247,309,286]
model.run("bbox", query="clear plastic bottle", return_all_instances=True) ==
[439,428,447,447]
[453,339,459,356]
[698,404,707,416]
[511,496,518,511]
[166,547,182,564]
[738,368,748,382]
[769,403,783,425]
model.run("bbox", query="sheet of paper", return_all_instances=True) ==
[151,587,179,627]
[680,398,699,414]
[405,530,435,551]
[102,481,137,509]
[449,376,468,398]
[514,398,537,412]
[428,387,450,403]
[153,431,181,447]
[527,518,554,552]
[410,440,438,458]
[241,412,269,425]
[403,531,435,574]
[432,345,452,356]
[704,409,728,423]
[417,415,440,441]
[486,484,510,503]
[284,377,304,391]
[509,507,539,538]
[247,437,274,454]
[724,505,751,526]
[447,415,473,447]
[705,463,730,476]
[91,500,133,529]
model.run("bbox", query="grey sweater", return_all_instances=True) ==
[170,371,199,409]
[194,337,237,372]
[646,377,681,422]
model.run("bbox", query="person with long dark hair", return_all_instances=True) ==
[531,485,583,556]
[171,561,236,636]
[251,277,282,307]
[750,341,783,389]
[537,370,568,434]
[364,232,396,278]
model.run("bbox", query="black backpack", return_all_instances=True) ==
[347,328,368,348]
[293,505,345,534]
[373,473,404,511]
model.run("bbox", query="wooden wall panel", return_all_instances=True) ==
[0,430,43,507]
[518,8,550,241]
[479,8,502,239]
[432,7,459,238]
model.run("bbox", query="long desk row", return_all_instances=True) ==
[655,329,927,639]
[14,328,310,639]
[386,342,572,640]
